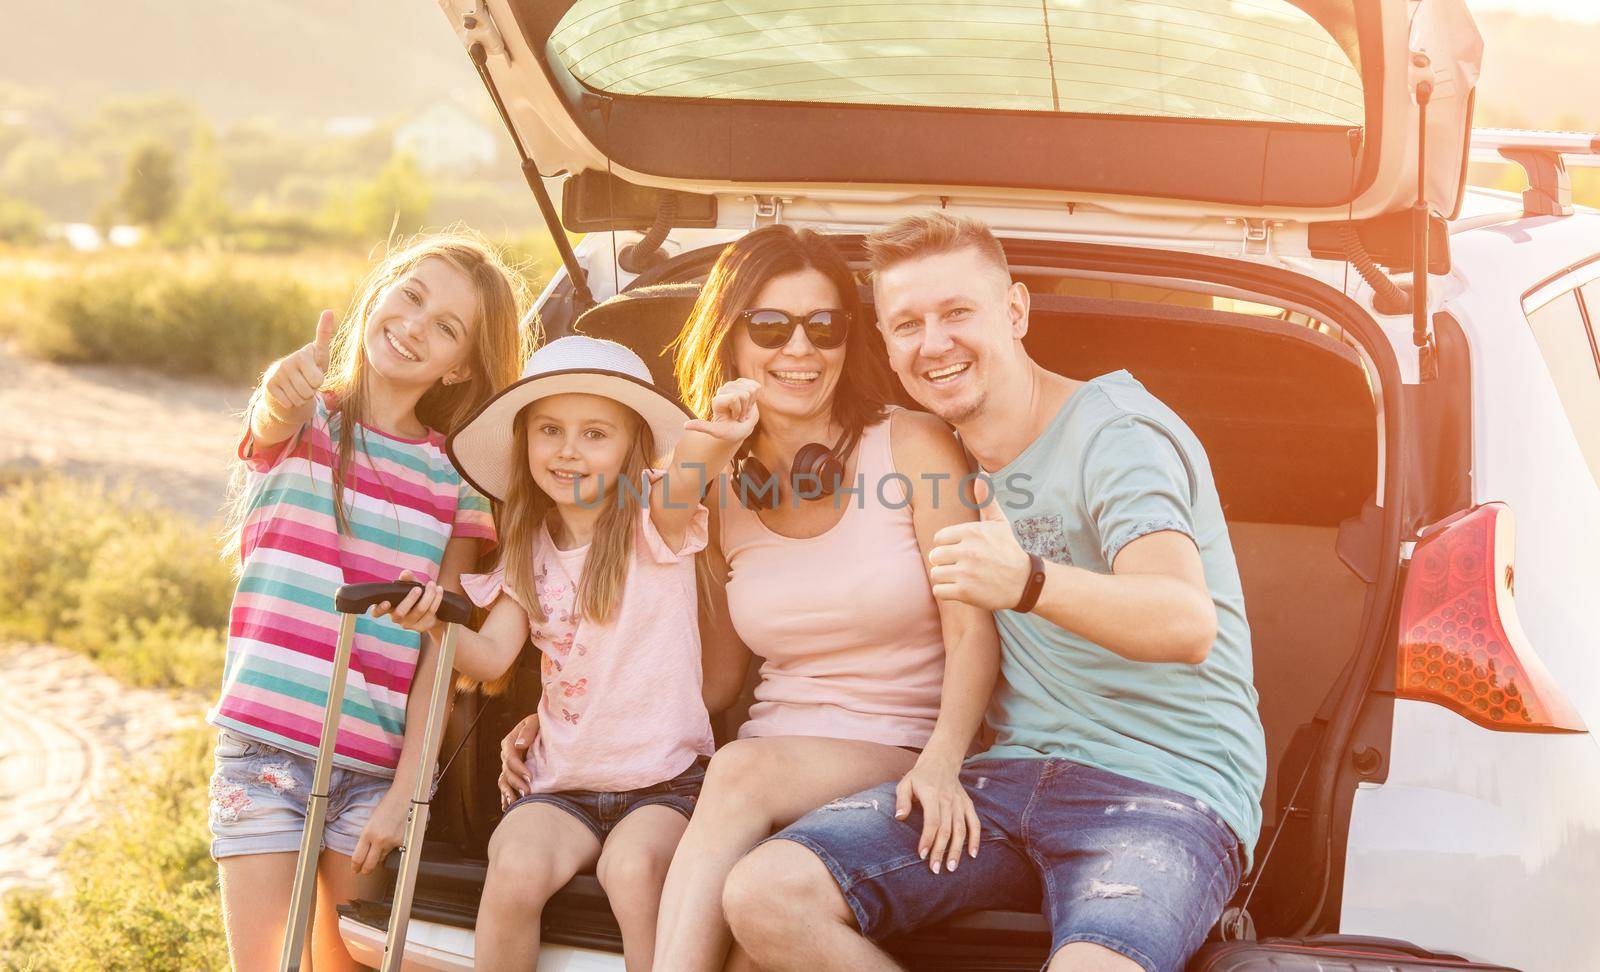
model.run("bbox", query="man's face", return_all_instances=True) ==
[874,246,1028,425]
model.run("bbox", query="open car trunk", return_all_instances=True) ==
[336,235,1471,969]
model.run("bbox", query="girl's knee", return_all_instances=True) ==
[595,843,673,899]
[484,843,569,906]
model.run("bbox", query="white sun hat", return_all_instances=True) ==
[446,335,690,502]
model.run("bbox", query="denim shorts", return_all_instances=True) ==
[769,757,1243,972]
[503,757,707,843]
[208,729,391,860]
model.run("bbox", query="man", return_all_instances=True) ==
[720,213,1266,972]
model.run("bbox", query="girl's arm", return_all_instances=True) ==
[890,409,1002,874]
[251,310,337,449]
[351,535,483,874]
[650,378,760,552]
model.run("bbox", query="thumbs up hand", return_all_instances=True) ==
[927,476,1032,610]
[263,310,337,420]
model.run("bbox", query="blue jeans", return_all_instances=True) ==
[503,757,707,842]
[769,757,1243,972]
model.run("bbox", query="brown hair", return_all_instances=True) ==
[864,212,1010,282]
[673,224,898,437]
[499,403,655,630]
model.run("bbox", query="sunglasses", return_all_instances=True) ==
[737,308,851,350]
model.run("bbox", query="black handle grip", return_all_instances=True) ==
[335,582,474,627]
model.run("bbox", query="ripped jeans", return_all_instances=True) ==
[207,729,390,860]
[767,758,1242,972]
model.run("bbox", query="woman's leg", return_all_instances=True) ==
[475,802,602,972]
[312,850,387,971]
[218,852,300,971]
[596,805,692,972]
[652,737,917,972]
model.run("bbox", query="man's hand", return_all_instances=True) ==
[262,309,336,420]
[497,713,539,808]
[927,477,1032,610]
[894,751,981,874]
[683,378,760,442]
[370,570,445,639]
[351,789,409,875]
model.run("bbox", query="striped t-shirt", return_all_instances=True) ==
[208,393,496,777]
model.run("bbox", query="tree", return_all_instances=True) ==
[321,152,432,242]
[117,141,178,228]
[164,127,232,245]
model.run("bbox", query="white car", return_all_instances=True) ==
[341,2,1600,969]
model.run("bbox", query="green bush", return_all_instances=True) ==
[0,196,45,245]
[0,728,228,971]
[0,476,232,692]
[2,255,349,382]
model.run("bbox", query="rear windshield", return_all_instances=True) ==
[551,0,1364,127]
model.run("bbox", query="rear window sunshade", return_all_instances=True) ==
[551,0,1364,127]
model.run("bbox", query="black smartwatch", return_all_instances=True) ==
[1014,552,1047,613]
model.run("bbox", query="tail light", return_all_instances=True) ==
[1397,503,1585,733]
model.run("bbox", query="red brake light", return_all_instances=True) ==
[1397,503,1585,733]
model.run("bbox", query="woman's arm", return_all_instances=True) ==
[890,410,1001,873]
[698,504,754,715]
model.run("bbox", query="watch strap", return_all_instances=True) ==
[1015,552,1047,613]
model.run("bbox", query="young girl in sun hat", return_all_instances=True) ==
[207,232,528,970]
[381,323,758,971]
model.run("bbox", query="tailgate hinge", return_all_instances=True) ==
[1228,217,1275,257]
[749,195,787,227]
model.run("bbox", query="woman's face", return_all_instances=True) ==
[729,268,848,426]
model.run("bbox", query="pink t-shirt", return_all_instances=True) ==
[462,474,713,793]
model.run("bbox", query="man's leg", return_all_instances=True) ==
[651,736,917,971]
[724,839,899,972]
[1029,763,1243,972]
[725,760,1042,972]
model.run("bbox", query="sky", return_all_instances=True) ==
[1468,0,1600,21]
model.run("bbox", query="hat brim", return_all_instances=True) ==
[446,368,691,502]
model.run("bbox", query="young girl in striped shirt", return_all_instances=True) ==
[206,234,527,971]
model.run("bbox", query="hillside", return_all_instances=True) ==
[0,4,1593,132]
[0,0,477,125]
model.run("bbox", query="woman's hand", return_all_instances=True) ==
[371,570,445,638]
[684,377,760,442]
[351,789,410,875]
[894,750,980,874]
[497,713,539,809]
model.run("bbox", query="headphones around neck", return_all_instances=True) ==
[734,425,861,510]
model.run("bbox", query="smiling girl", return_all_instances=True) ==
[378,329,756,972]
[207,234,526,971]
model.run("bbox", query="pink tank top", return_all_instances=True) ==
[721,411,945,748]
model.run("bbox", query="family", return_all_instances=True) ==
[206,212,1266,972]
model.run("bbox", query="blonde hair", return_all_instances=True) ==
[864,212,1010,282]
[500,403,656,627]
[225,230,531,560]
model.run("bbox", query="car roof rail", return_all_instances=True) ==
[1469,128,1600,218]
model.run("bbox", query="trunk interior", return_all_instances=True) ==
[346,238,1390,969]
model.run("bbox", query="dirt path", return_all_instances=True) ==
[0,644,204,893]
[0,344,241,893]
[0,339,252,524]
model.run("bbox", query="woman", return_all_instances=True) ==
[504,225,1000,970]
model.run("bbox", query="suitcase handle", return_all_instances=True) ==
[335,582,474,626]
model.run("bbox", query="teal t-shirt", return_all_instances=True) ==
[979,370,1266,860]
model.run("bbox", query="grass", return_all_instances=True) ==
[0,231,559,385]
[0,728,228,971]
[0,474,233,693]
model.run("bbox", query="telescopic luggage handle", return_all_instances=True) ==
[279,581,477,972]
